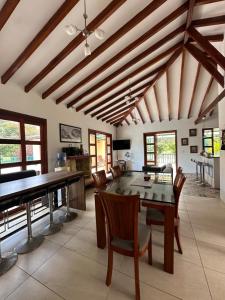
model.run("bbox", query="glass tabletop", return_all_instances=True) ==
[105,171,175,205]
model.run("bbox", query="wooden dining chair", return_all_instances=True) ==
[174,167,183,186]
[110,165,122,179]
[99,191,152,300]
[92,170,108,187]
[145,172,186,254]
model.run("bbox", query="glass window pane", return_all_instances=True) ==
[146,136,154,144]
[90,134,95,144]
[204,139,212,147]
[91,157,96,167]
[147,153,155,161]
[203,129,212,138]
[107,155,111,163]
[147,145,154,152]
[90,145,96,155]
[0,119,20,140]
[107,137,111,145]
[26,144,41,161]
[107,146,111,154]
[205,147,213,154]
[0,166,21,174]
[91,167,97,173]
[26,164,41,174]
[25,124,40,141]
[213,136,221,157]
[0,144,22,163]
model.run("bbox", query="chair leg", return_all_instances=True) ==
[148,234,152,265]
[175,226,183,254]
[106,248,113,286]
[134,256,140,300]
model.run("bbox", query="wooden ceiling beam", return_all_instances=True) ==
[125,119,130,126]
[198,77,214,116]
[187,63,201,118]
[41,0,166,99]
[185,43,224,86]
[190,34,224,43]
[178,50,186,119]
[130,111,138,125]
[136,103,145,124]
[188,26,225,71]
[107,110,130,123]
[75,42,183,112]
[1,0,79,84]
[111,115,126,125]
[67,26,184,108]
[56,2,189,104]
[0,0,20,31]
[195,89,225,124]
[193,15,225,27]
[24,0,127,92]
[184,0,196,44]
[165,70,172,121]
[195,0,223,4]
[143,95,152,122]
[102,103,134,122]
[153,85,162,122]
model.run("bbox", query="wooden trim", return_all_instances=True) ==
[178,50,186,119]
[143,95,152,122]
[76,42,183,112]
[185,43,224,87]
[24,0,127,92]
[57,22,186,104]
[187,63,201,119]
[41,0,167,99]
[1,0,79,84]
[192,15,225,27]
[153,85,161,122]
[198,77,214,116]
[195,89,225,124]
[188,26,225,70]
[184,0,196,44]
[0,0,20,31]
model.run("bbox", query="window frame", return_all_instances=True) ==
[0,109,48,174]
[202,128,219,156]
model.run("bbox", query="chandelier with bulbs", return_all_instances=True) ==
[124,80,140,123]
[64,0,105,56]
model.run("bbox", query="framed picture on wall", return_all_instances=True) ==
[190,145,198,153]
[189,128,197,137]
[59,123,82,143]
[181,138,189,146]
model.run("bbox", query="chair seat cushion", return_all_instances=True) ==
[111,224,151,252]
[146,207,165,223]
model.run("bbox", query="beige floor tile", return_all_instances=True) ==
[33,247,109,300]
[16,239,61,275]
[205,268,225,300]
[6,277,63,300]
[192,223,225,247]
[0,266,28,300]
[107,270,179,300]
[45,223,81,246]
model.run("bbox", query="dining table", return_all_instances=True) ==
[94,171,175,274]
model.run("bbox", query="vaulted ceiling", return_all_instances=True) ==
[0,0,225,126]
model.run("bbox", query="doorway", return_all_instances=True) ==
[88,129,112,173]
[144,130,177,171]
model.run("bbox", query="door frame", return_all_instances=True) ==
[143,130,178,170]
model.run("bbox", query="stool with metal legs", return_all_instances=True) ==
[197,161,203,184]
[42,184,64,236]
[199,162,208,187]
[0,211,18,276]
[59,178,80,223]
[16,190,46,254]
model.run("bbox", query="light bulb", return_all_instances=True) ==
[94,28,105,40]
[84,42,91,56]
[64,24,76,35]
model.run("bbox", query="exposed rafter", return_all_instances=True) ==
[195,89,225,124]
[125,119,130,125]
[24,0,127,92]
[184,0,196,44]
[178,50,186,119]
[195,0,224,4]
[107,110,130,123]
[165,70,172,121]
[41,0,167,99]
[75,42,183,112]
[130,111,138,125]
[192,15,225,27]
[0,0,20,31]
[102,103,134,122]
[187,63,201,118]
[98,101,137,120]
[153,85,162,122]
[143,95,152,122]
[198,77,214,116]
[136,103,145,124]
[185,43,224,86]
[1,0,80,84]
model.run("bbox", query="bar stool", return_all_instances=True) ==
[199,162,208,187]
[16,190,46,254]
[197,161,203,184]
[191,159,199,182]
[42,183,65,236]
[59,177,80,223]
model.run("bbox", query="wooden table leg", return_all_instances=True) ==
[164,205,175,274]
[95,194,106,249]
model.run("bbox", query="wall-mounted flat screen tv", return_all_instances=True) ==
[113,139,130,150]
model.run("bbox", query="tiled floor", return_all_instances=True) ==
[1,183,225,299]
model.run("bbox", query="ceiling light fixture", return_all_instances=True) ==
[64,0,105,57]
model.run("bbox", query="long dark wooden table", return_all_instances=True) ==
[95,171,175,274]
[0,171,84,211]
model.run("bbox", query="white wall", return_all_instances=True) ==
[0,82,116,171]
[116,117,218,173]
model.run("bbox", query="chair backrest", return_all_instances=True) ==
[173,172,186,218]
[92,170,107,187]
[0,170,36,184]
[99,191,139,249]
[174,167,183,186]
[110,166,122,179]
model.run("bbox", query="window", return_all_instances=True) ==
[0,109,48,174]
[202,128,220,157]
